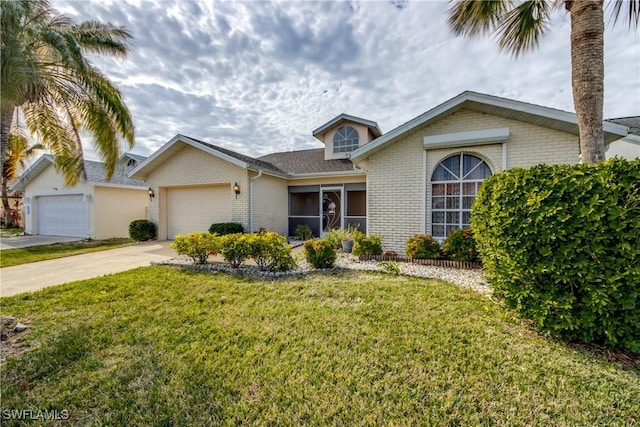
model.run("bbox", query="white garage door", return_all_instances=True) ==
[167,186,232,239]
[37,195,89,237]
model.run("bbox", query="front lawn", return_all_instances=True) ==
[0,228,23,238]
[1,267,638,425]
[0,238,133,268]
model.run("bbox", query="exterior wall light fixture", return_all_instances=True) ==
[233,183,240,198]
[148,187,155,201]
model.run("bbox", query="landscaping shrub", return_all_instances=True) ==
[247,232,297,272]
[353,233,383,256]
[443,228,479,262]
[304,239,337,269]
[472,158,640,353]
[218,233,251,268]
[405,234,440,259]
[294,224,313,241]
[170,232,218,264]
[128,219,156,241]
[209,222,244,235]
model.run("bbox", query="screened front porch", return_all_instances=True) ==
[288,183,366,238]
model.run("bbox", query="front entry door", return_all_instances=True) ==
[322,188,342,235]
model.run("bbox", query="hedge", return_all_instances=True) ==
[129,219,156,241]
[209,222,244,235]
[472,158,640,353]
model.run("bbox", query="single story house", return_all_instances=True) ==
[11,153,149,239]
[130,91,630,253]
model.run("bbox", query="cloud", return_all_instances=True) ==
[53,0,639,162]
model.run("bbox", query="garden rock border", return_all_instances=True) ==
[156,252,491,296]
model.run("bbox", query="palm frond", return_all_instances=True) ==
[447,0,511,37]
[608,0,640,28]
[72,21,132,57]
[497,0,553,57]
[1,0,135,185]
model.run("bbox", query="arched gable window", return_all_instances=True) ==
[333,126,359,153]
[431,153,492,239]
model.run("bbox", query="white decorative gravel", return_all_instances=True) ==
[159,252,491,296]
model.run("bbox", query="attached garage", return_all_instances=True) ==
[166,185,231,239]
[37,194,89,237]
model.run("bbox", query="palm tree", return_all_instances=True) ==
[0,0,135,193]
[448,0,639,163]
[1,132,43,228]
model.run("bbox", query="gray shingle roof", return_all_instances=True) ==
[184,135,287,175]
[258,148,357,175]
[85,159,147,187]
[607,117,640,135]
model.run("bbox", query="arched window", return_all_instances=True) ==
[333,126,359,153]
[431,153,492,239]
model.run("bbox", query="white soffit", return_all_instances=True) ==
[424,127,510,149]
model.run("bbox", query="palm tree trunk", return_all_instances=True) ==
[1,177,15,228]
[1,106,15,227]
[569,0,606,163]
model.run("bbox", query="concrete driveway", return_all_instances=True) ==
[0,235,83,250]
[0,241,175,297]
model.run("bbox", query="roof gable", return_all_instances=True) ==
[312,113,382,141]
[128,134,287,180]
[351,91,629,162]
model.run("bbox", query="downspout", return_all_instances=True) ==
[249,170,263,233]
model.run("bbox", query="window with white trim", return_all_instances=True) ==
[333,126,359,153]
[431,154,492,239]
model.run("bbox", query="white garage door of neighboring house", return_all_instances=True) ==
[37,195,89,237]
[167,186,231,239]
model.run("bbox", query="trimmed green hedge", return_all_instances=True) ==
[209,222,244,235]
[128,219,156,241]
[472,158,640,352]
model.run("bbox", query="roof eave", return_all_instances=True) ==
[312,113,382,139]
[286,170,366,180]
[9,154,55,193]
[351,91,629,162]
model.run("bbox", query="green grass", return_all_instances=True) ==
[0,228,23,238]
[1,267,638,425]
[0,238,133,268]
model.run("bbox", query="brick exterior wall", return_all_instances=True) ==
[367,108,580,254]
[251,172,288,234]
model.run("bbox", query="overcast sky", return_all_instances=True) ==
[54,0,640,160]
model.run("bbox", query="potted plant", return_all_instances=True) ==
[339,224,360,253]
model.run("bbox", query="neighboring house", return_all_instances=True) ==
[11,153,149,239]
[130,91,629,253]
[606,117,640,160]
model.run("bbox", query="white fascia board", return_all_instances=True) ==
[313,114,381,138]
[9,154,55,192]
[286,170,366,180]
[424,127,510,149]
[246,166,288,179]
[91,183,149,191]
